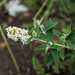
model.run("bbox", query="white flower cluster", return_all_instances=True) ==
[6,26,31,45]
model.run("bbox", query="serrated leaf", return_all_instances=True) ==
[59,51,65,60]
[45,18,58,31]
[65,40,73,50]
[66,25,71,36]
[34,45,46,51]
[52,29,62,37]
[59,36,64,42]
[71,52,75,59]
[70,62,75,75]
[39,34,54,44]
[51,49,59,68]
[50,45,62,50]
[66,29,75,43]
[27,36,33,44]
[46,54,54,65]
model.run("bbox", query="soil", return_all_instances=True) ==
[0,11,38,75]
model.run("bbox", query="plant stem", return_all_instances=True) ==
[40,0,56,23]
[34,0,48,27]
[0,26,20,73]
[0,0,7,7]
[33,38,71,49]
[39,26,46,34]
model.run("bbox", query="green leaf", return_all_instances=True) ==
[70,62,75,75]
[59,36,64,42]
[33,18,40,25]
[45,43,50,54]
[27,28,29,32]
[28,27,35,34]
[39,34,54,44]
[32,56,40,65]
[34,45,46,51]
[66,29,75,43]
[32,56,45,75]
[46,28,53,39]
[51,49,59,68]
[52,29,62,37]
[53,65,60,74]
[50,45,62,50]
[35,25,39,34]
[27,36,33,44]
[71,52,75,59]
[45,18,58,31]
[46,54,54,65]
[44,74,49,75]
[59,51,65,60]
[65,40,73,50]
[40,25,45,30]
[66,25,71,36]
[37,30,42,35]
[45,47,48,54]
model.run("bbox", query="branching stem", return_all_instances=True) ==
[33,38,72,50]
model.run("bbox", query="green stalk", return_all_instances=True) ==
[0,0,7,7]
[33,38,71,49]
[0,26,20,73]
[40,0,56,23]
[34,0,48,27]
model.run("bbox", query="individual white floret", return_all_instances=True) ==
[21,29,28,35]
[20,36,27,45]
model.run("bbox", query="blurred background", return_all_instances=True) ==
[0,0,75,75]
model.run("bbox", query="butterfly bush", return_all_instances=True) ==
[6,26,31,45]
[5,18,75,74]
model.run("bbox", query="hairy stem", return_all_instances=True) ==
[0,26,20,73]
[34,38,71,49]
[39,25,46,34]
